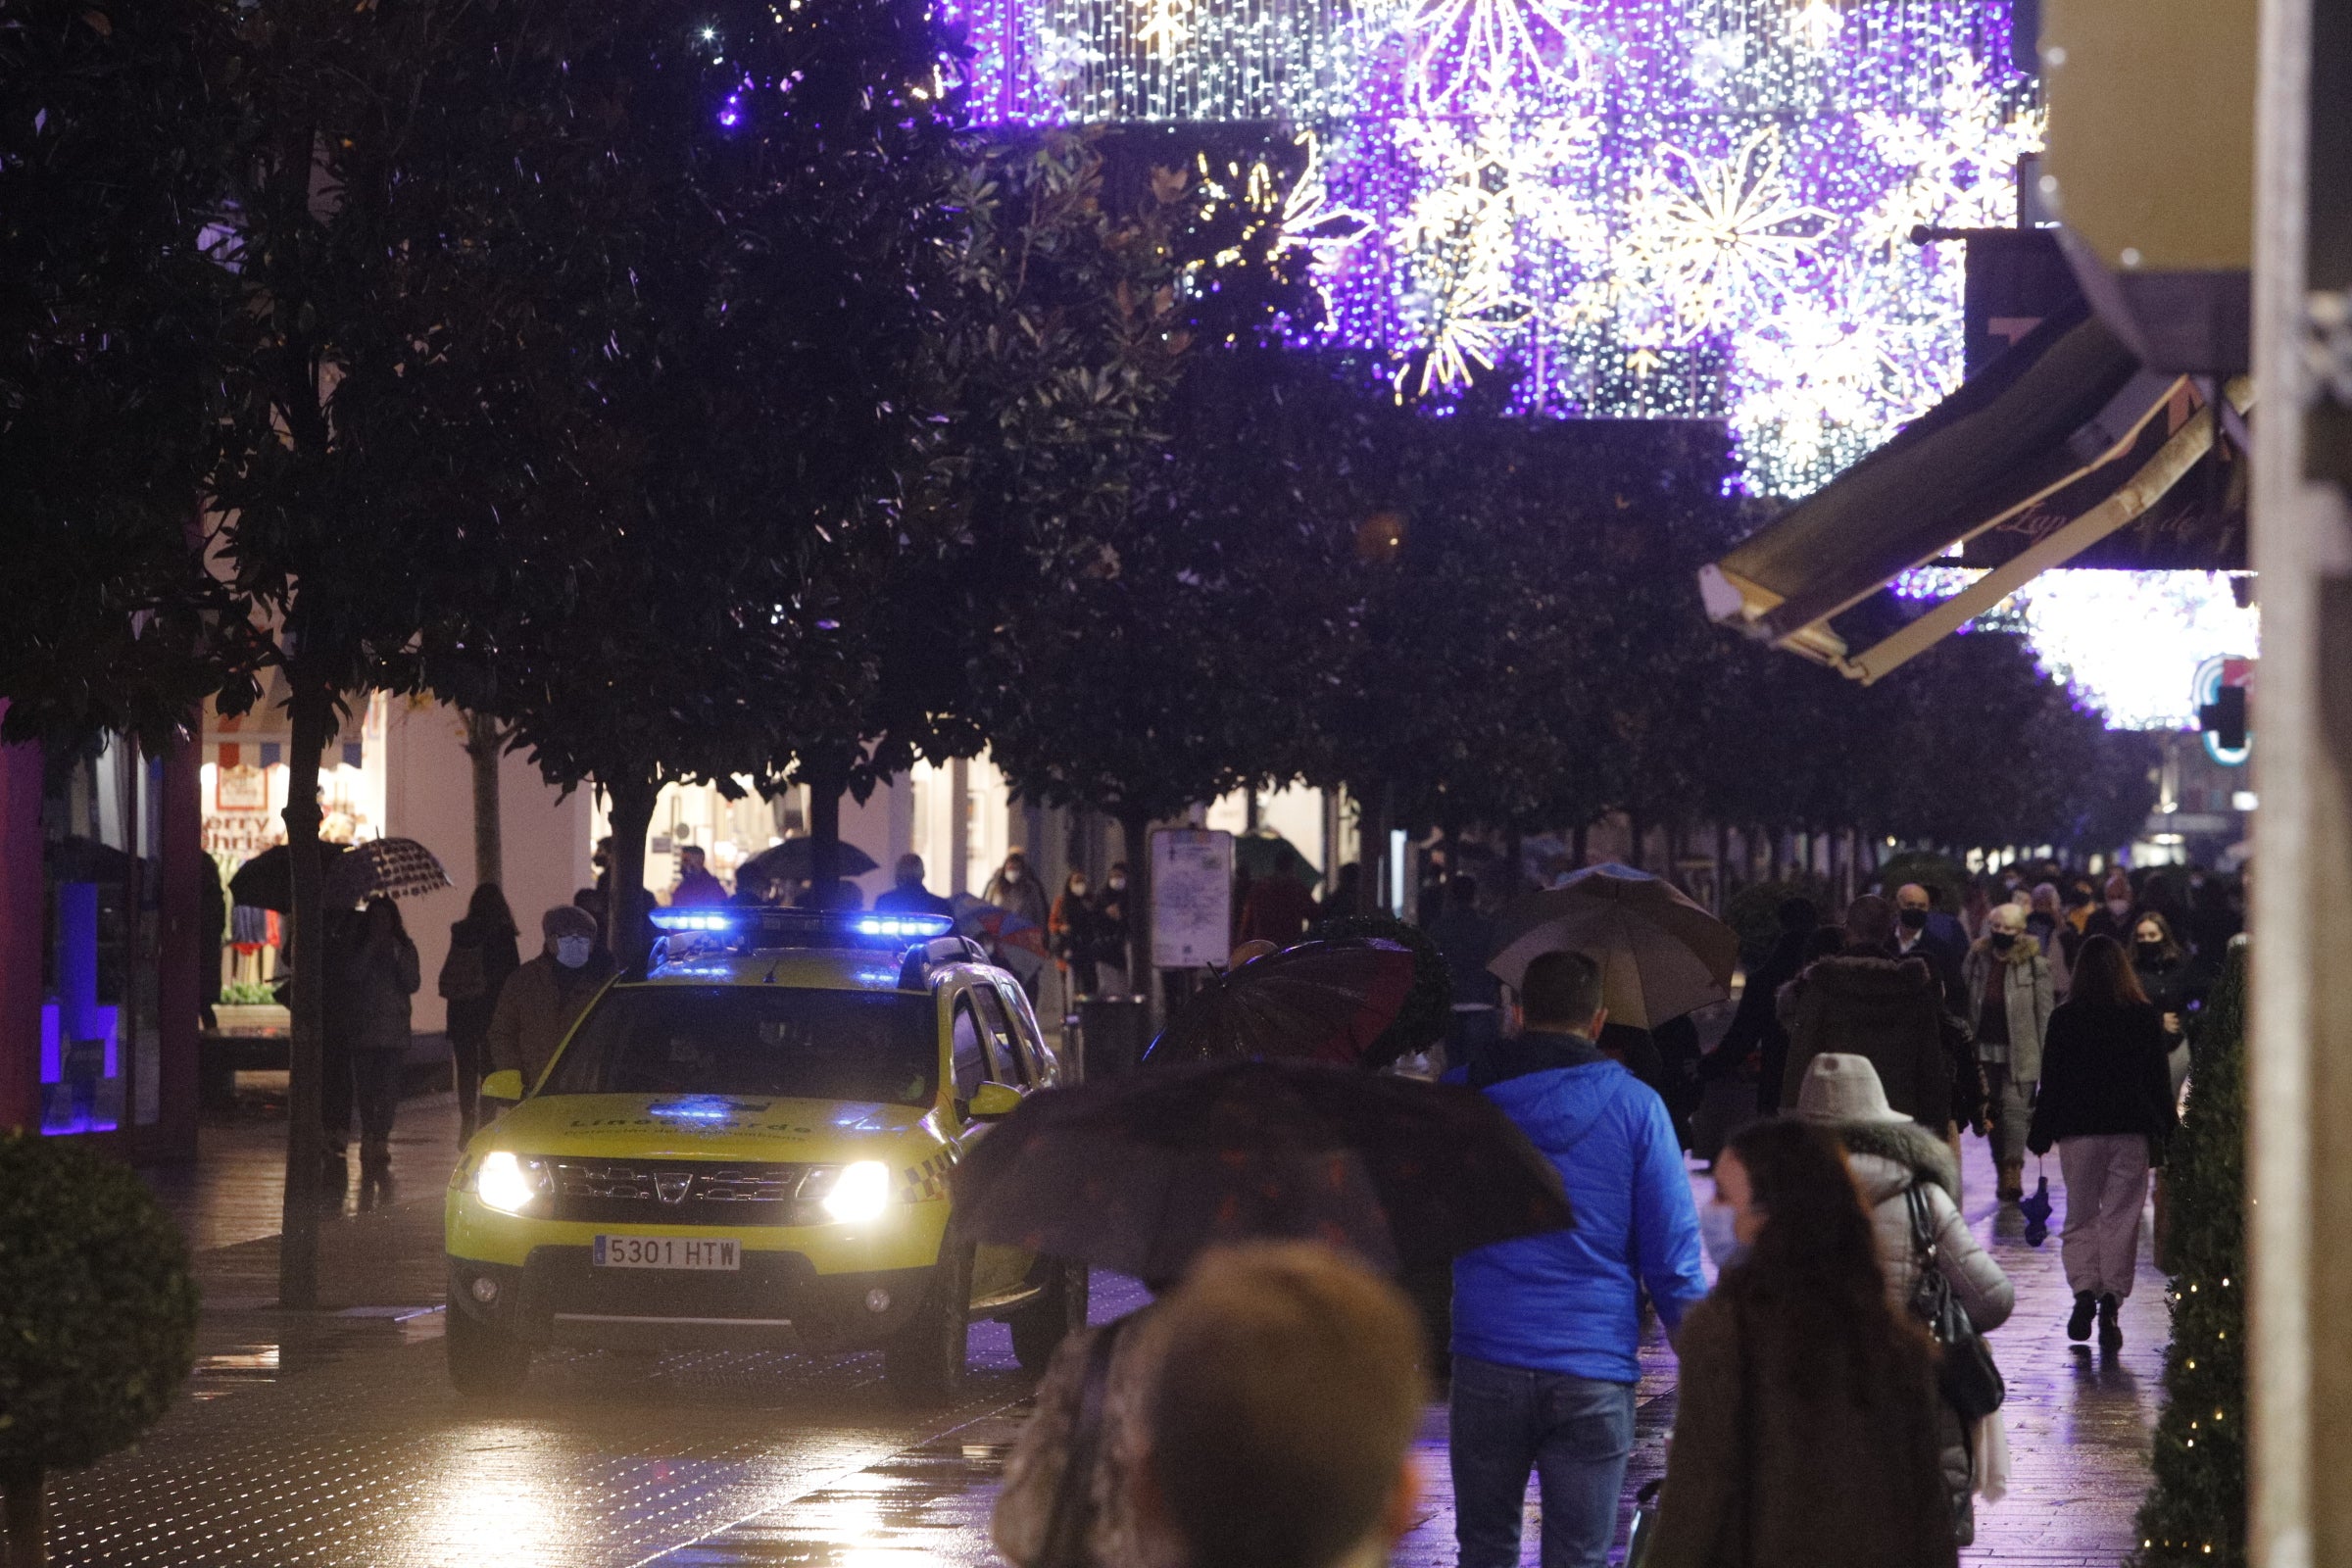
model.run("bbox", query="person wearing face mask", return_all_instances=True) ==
[486,906,619,1091]
[1890,883,1968,1013]
[2082,870,2138,945]
[2130,911,2198,1096]
[985,849,1051,932]
[1094,863,1134,996]
[1962,903,2053,1201]
[1052,870,1107,998]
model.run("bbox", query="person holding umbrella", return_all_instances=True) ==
[1449,950,1706,1568]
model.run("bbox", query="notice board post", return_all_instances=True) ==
[1151,829,1234,1022]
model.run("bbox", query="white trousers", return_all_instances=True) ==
[2057,1133,2151,1299]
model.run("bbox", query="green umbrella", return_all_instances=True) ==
[1234,829,1320,889]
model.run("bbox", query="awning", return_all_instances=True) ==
[1697,297,2251,683]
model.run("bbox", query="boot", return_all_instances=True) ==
[319,1142,350,1197]
[2098,1293,2124,1349]
[2067,1291,2097,1342]
[361,1134,393,1181]
[1997,1160,2025,1203]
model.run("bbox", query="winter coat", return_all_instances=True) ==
[2132,953,2198,1024]
[992,1308,1177,1568]
[441,913,520,1050]
[2027,1000,2180,1156]
[984,870,1051,932]
[1837,1115,2013,1543]
[1643,1273,1960,1568]
[1780,954,1953,1131]
[1895,918,1970,1014]
[340,928,420,1054]
[486,950,618,1086]
[1050,892,1102,963]
[1449,1031,1708,1382]
[1961,935,2054,1083]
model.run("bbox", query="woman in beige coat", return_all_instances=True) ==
[1963,904,2054,1200]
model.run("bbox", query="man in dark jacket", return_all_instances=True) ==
[487,906,618,1089]
[874,853,956,917]
[1448,951,1707,1568]
[1779,896,1953,1131]
[1891,882,1968,1009]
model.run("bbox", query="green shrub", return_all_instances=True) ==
[1308,912,1452,1067]
[0,1132,199,1565]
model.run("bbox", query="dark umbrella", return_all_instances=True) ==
[1234,829,1320,890]
[955,1059,1573,1280]
[227,842,352,912]
[1146,938,1419,1068]
[324,837,451,904]
[2020,1163,2053,1247]
[735,837,881,889]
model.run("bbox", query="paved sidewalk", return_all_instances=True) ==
[625,1134,2168,1566]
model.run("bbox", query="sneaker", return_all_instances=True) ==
[2097,1293,2124,1349]
[2068,1292,2097,1342]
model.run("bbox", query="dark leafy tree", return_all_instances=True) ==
[0,0,243,750]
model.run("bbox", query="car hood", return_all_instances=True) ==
[484,1093,943,1161]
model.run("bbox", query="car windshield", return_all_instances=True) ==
[542,986,938,1106]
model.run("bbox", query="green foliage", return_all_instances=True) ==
[1307,913,1453,1066]
[1723,876,1832,968]
[2132,939,2246,1567]
[0,1132,199,1472]
[1874,852,1971,911]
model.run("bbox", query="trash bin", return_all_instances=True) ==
[1076,996,1152,1079]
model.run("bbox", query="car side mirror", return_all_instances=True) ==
[964,1082,1022,1122]
[481,1069,525,1105]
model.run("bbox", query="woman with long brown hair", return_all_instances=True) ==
[1645,1118,1957,1568]
[2027,933,2179,1349]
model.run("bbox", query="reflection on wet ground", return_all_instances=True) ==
[84,1089,2160,1567]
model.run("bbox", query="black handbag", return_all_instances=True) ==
[1906,1184,2005,1421]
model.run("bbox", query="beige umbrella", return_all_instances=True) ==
[1486,863,1739,1028]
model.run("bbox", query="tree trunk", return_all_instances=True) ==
[1117,806,1153,1013]
[806,757,849,910]
[461,710,505,890]
[1354,783,1390,916]
[1714,820,1732,910]
[1626,809,1646,871]
[3,1461,44,1568]
[1768,826,1785,881]
[1571,820,1589,871]
[277,679,334,1310]
[1501,828,1523,903]
[604,774,659,968]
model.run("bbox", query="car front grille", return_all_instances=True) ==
[545,1160,825,1227]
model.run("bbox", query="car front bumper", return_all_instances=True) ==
[447,1249,935,1351]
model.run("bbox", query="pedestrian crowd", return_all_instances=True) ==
[988,856,2235,1568]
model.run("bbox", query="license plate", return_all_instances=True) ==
[593,1235,741,1271]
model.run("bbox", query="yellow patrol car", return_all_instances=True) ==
[443,906,1086,1398]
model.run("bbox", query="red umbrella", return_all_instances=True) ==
[1146,938,1418,1068]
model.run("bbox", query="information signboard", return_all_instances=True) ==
[1151,828,1234,970]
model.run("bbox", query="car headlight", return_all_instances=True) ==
[820,1160,893,1224]
[474,1152,545,1215]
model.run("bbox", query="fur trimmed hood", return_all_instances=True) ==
[1826,1115,1960,1201]
[1967,931,2043,966]
[1802,952,1936,1001]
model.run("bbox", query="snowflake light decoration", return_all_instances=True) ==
[961,0,2039,498]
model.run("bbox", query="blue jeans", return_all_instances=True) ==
[1449,1355,1637,1568]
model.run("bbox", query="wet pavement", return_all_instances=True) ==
[85,1088,2165,1566]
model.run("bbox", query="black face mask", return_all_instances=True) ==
[1898,906,1929,931]
[1990,932,2017,953]
[2136,940,2166,961]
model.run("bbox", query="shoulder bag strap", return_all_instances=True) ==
[1036,1311,1133,1568]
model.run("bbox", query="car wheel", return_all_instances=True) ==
[884,1241,972,1400]
[1009,1258,1090,1374]
[447,1304,530,1397]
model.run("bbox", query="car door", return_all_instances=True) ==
[949,980,1035,1300]
[990,977,1059,1085]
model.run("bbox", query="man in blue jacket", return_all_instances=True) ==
[1449,950,1708,1568]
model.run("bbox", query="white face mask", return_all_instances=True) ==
[1070,882,1090,899]
[1002,865,1023,884]
[1699,1202,1746,1271]
[1108,876,1127,892]
[556,935,595,969]
[2107,898,2132,918]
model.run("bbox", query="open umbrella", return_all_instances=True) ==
[1234,829,1320,889]
[1145,939,1418,1068]
[325,838,452,904]
[951,892,1050,978]
[955,1059,1573,1280]
[735,837,881,889]
[227,842,351,912]
[1487,863,1738,1028]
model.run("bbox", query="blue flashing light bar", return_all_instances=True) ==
[646,906,956,945]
